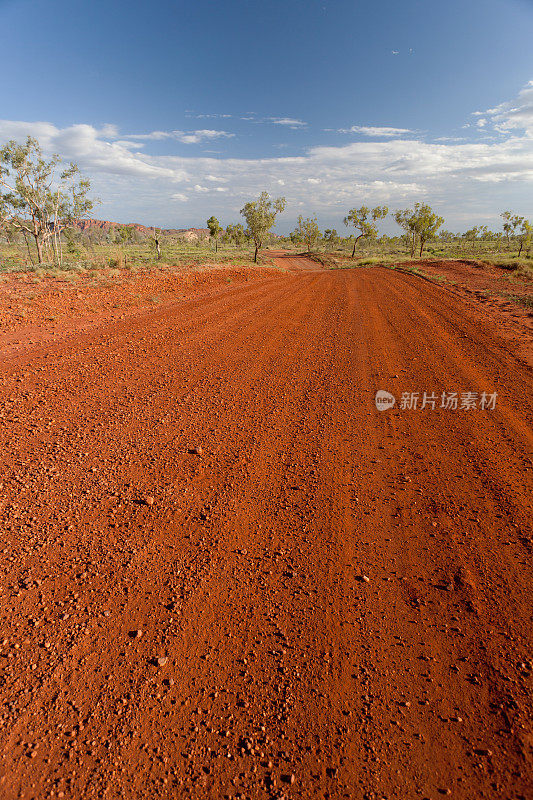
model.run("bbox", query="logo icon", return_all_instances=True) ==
[375,390,396,411]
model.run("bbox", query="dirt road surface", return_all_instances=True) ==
[0,257,532,800]
[266,251,325,271]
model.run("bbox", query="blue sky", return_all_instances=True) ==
[1,0,533,232]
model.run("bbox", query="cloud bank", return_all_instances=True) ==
[0,82,532,229]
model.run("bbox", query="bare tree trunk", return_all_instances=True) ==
[35,235,44,264]
[21,229,34,266]
[54,219,61,267]
[351,234,364,258]
[50,229,59,266]
[254,244,258,263]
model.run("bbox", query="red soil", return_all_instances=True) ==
[0,264,282,358]
[395,259,533,365]
[0,257,531,799]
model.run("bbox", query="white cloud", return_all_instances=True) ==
[124,130,172,141]
[100,123,120,138]
[123,129,235,145]
[194,184,228,193]
[339,126,414,137]
[240,115,307,129]
[268,117,307,128]
[475,81,533,137]
[185,113,233,119]
[176,129,235,144]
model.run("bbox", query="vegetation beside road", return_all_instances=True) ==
[1,135,532,279]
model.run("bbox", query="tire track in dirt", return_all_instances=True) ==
[0,264,531,799]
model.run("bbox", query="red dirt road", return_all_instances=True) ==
[266,251,325,271]
[0,259,532,800]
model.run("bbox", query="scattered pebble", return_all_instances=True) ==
[189,446,203,455]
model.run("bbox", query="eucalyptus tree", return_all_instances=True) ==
[394,209,418,256]
[207,215,222,252]
[292,214,320,252]
[394,203,444,258]
[501,212,530,254]
[517,219,532,257]
[323,228,340,247]
[117,226,135,245]
[501,211,515,247]
[463,227,479,250]
[225,222,246,248]
[0,136,93,265]
[343,205,388,257]
[240,191,286,262]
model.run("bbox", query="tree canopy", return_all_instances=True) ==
[394,203,444,257]
[225,222,246,248]
[343,205,388,257]
[292,214,320,252]
[517,218,532,257]
[323,228,340,247]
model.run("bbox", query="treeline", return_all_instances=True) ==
[209,202,532,262]
[1,136,531,267]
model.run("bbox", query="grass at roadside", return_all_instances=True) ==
[2,233,532,281]
[328,255,416,269]
[498,292,533,309]
[0,240,277,276]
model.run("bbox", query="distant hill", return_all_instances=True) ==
[73,219,210,240]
